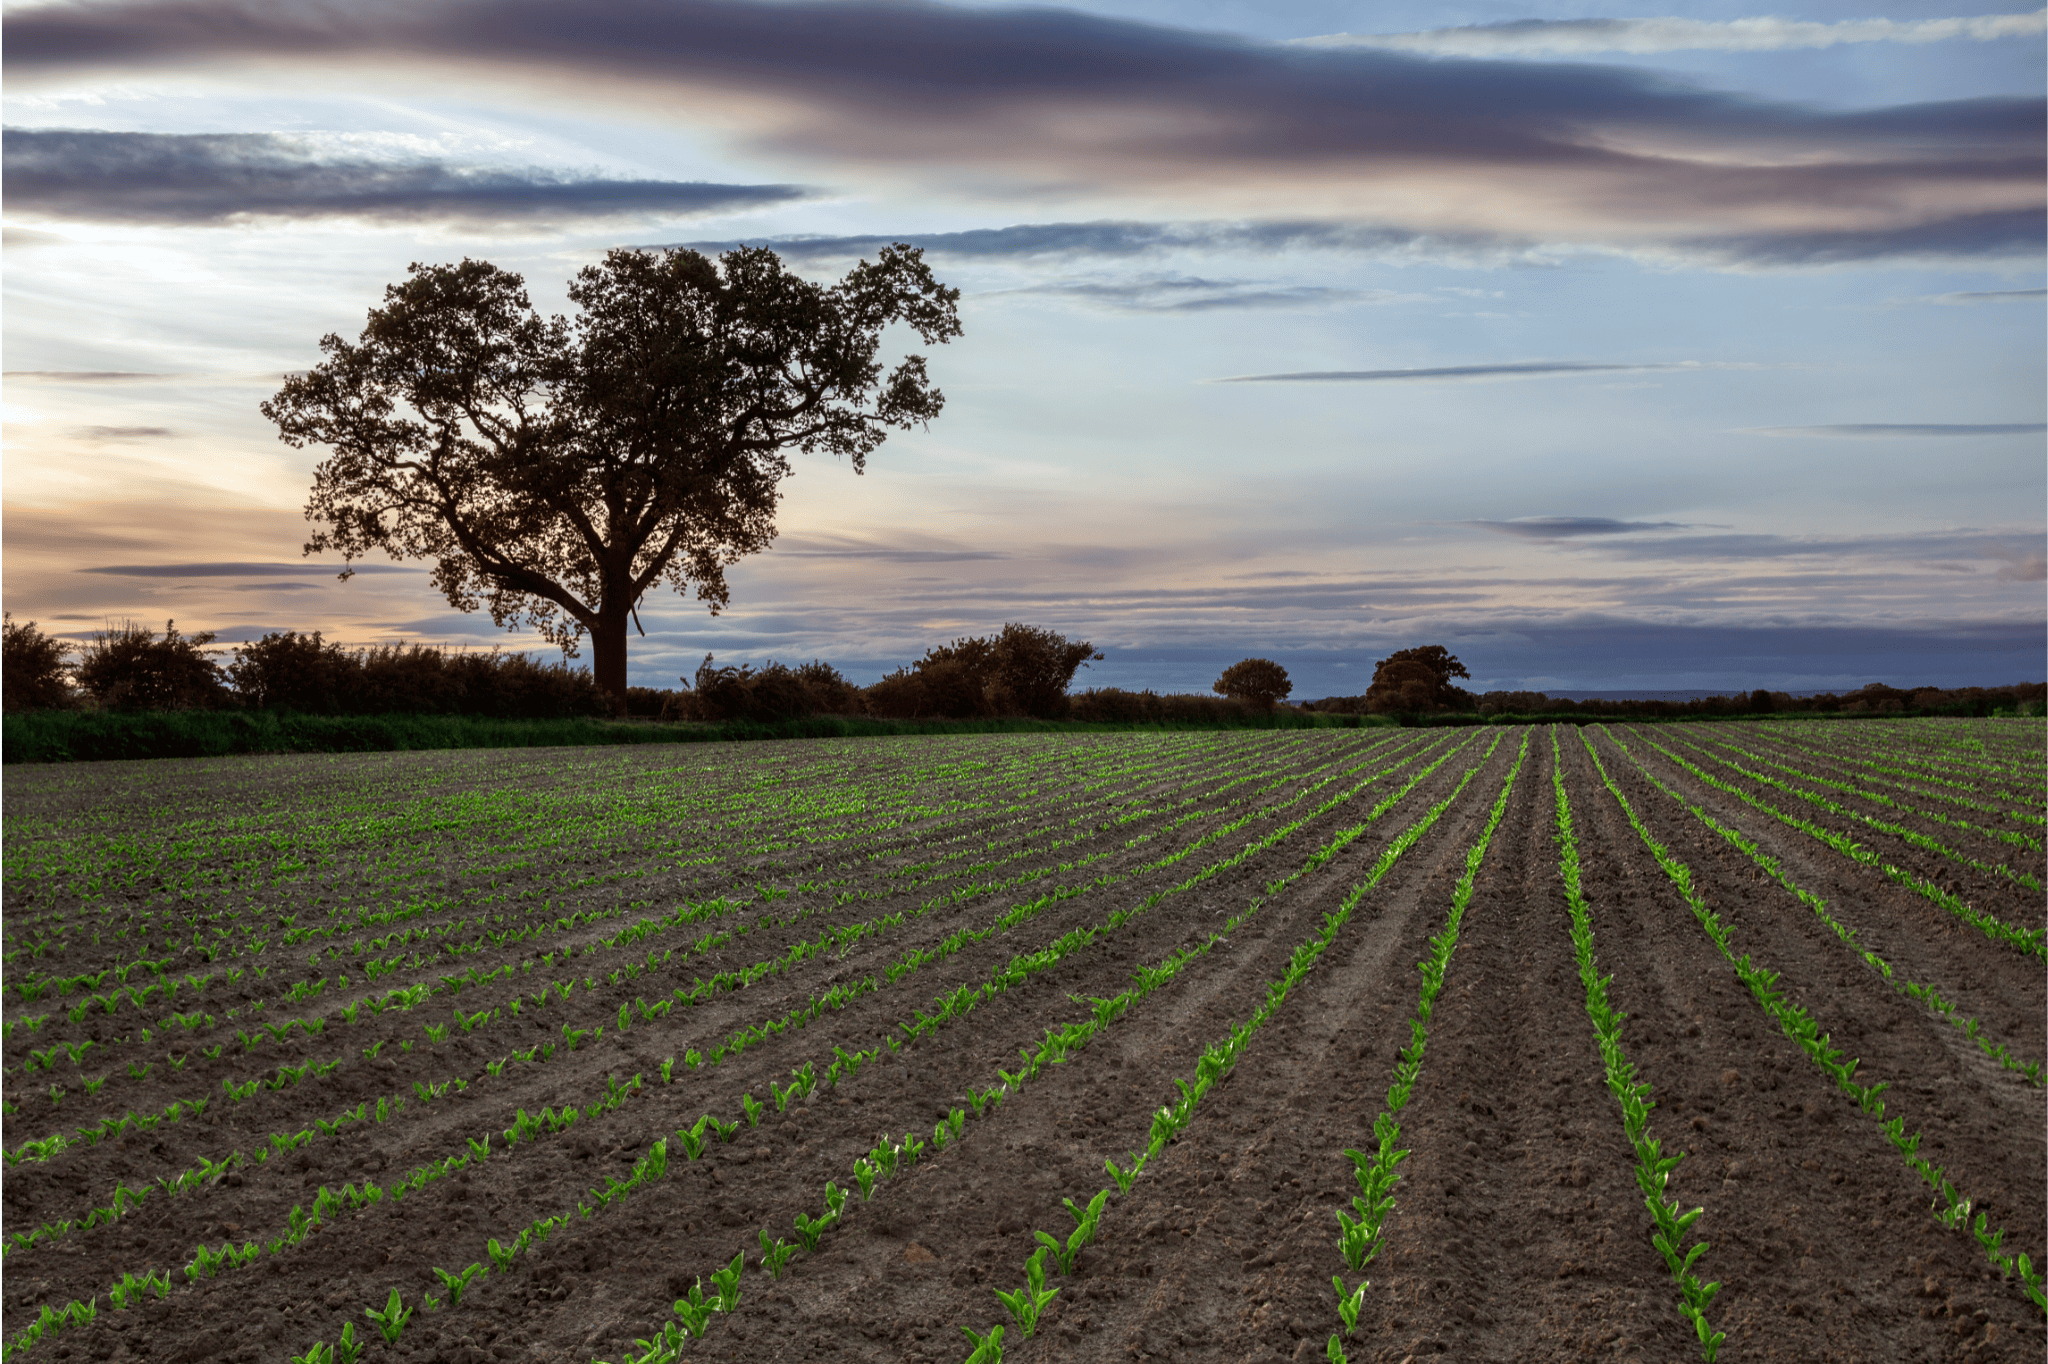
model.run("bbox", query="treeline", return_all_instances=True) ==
[1301,681,2047,720]
[2,617,1135,723]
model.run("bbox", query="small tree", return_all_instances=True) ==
[2,614,76,712]
[74,620,226,711]
[264,244,961,709]
[868,624,1100,719]
[1366,645,1473,713]
[228,631,355,712]
[1214,658,1292,710]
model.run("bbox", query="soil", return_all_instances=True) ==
[3,721,2041,1364]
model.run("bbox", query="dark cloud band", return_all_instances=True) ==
[7,0,2040,260]
[1745,422,2048,437]
[2,129,808,225]
[1214,362,1689,383]
[82,562,419,576]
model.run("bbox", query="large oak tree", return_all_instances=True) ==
[263,244,960,704]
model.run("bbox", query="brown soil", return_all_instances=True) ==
[3,721,2041,1364]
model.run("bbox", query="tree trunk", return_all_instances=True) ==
[592,610,630,714]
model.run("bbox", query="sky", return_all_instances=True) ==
[3,0,2043,699]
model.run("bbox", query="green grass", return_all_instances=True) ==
[2,707,1389,764]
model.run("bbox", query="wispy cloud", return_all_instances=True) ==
[1743,422,2047,437]
[81,562,419,576]
[1213,361,1738,383]
[5,370,177,382]
[3,129,809,225]
[7,0,2040,262]
[770,537,1006,563]
[76,425,173,439]
[671,221,1474,262]
[1295,11,2046,57]
[990,275,1383,312]
[1921,287,2047,305]
[1465,516,1691,540]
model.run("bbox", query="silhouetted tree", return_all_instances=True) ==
[3,614,76,712]
[1213,658,1292,710]
[74,620,226,711]
[867,624,1100,719]
[1366,645,1473,713]
[228,630,354,712]
[264,244,961,708]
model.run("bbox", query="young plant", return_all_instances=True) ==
[707,1251,744,1312]
[993,1246,1058,1338]
[741,1093,764,1127]
[671,1281,713,1338]
[757,1228,797,1279]
[430,1263,485,1308]
[960,1323,1005,1363]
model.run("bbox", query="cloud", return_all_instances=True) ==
[1571,527,2047,565]
[81,561,419,576]
[770,536,1005,563]
[5,369,177,382]
[1295,11,2046,57]
[989,275,1378,312]
[1212,361,1735,383]
[1922,287,2048,305]
[671,221,1470,263]
[2,128,809,225]
[1743,422,2047,437]
[7,0,2040,261]
[1992,551,2048,582]
[76,424,173,439]
[1465,517,1691,540]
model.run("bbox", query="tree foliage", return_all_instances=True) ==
[866,624,1101,719]
[73,620,226,712]
[1213,658,1292,710]
[3,614,76,712]
[262,244,961,704]
[1365,645,1473,713]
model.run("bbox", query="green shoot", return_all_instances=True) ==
[364,1289,412,1345]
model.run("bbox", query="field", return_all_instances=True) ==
[2,719,2042,1364]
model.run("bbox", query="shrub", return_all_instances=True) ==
[228,631,355,713]
[681,656,864,722]
[74,620,228,711]
[3,615,76,712]
[869,624,1100,719]
[1067,688,1253,724]
[1213,658,1292,710]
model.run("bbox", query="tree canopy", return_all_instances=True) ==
[1365,645,1473,713]
[262,244,961,703]
[1213,657,1292,710]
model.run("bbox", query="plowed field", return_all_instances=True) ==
[4,720,2042,1364]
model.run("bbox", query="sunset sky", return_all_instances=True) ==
[4,0,2043,697]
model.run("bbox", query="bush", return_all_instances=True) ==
[227,631,355,713]
[1365,645,1474,714]
[869,624,1100,719]
[680,656,864,722]
[74,620,228,712]
[1068,688,1254,724]
[3,615,76,712]
[1213,658,1292,710]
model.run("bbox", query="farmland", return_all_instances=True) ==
[2,720,2042,1364]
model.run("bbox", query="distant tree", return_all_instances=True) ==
[1213,658,1292,710]
[867,624,1100,719]
[74,620,226,711]
[263,243,961,710]
[2,614,76,712]
[228,630,354,712]
[1365,645,1472,713]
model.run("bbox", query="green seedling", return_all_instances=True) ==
[757,1228,796,1279]
[794,1211,833,1252]
[854,1160,879,1200]
[707,1251,744,1312]
[1105,1158,1136,1195]
[1333,1275,1365,1334]
[671,1281,714,1338]
[677,1117,709,1161]
[364,1294,411,1343]
[741,1093,764,1127]
[993,1246,1058,1338]
[960,1324,1005,1363]
[430,1263,485,1308]
[660,1057,675,1084]
[709,1115,740,1143]
[487,1238,517,1272]
[332,1322,365,1364]
[1326,1336,1351,1364]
